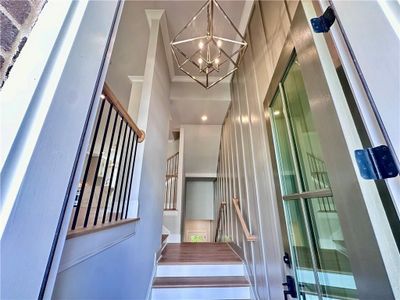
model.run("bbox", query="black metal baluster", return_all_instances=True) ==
[94,109,118,226]
[115,129,132,221]
[83,103,113,228]
[71,98,106,230]
[124,134,138,219]
[120,130,135,220]
[102,117,124,224]
[109,123,128,222]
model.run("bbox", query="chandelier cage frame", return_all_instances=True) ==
[170,0,248,89]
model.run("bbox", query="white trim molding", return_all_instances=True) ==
[128,75,144,82]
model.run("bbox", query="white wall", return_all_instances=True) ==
[163,131,185,243]
[105,2,150,109]
[53,10,171,300]
[127,80,143,122]
[215,1,297,299]
[183,124,222,177]
[0,2,122,298]
[166,139,179,157]
[185,180,214,220]
[184,220,212,242]
[332,1,400,161]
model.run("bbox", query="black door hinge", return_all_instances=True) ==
[355,145,399,180]
[311,6,336,33]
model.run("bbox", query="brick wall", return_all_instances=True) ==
[0,0,46,88]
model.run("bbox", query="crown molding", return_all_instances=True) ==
[171,75,231,84]
[128,75,144,83]
[145,9,164,27]
[147,2,254,85]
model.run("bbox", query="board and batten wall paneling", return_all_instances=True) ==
[230,82,249,257]
[228,116,240,244]
[231,75,255,284]
[215,1,299,299]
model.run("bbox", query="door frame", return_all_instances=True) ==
[263,3,396,299]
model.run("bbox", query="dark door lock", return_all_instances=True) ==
[283,252,292,268]
[283,275,297,300]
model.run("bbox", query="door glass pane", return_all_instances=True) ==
[285,200,319,298]
[270,56,358,300]
[286,198,358,299]
[270,90,298,195]
[306,197,358,299]
[282,60,331,192]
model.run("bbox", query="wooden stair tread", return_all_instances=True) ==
[159,243,242,265]
[153,276,249,288]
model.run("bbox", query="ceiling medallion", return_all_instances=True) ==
[170,0,247,89]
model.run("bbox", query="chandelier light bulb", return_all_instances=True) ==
[217,39,223,48]
[198,58,203,64]
[198,41,204,49]
[215,58,220,65]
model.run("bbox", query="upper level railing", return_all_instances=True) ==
[69,83,145,233]
[164,152,179,210]
[214,201,226,242]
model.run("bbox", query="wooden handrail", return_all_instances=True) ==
[214,201,226,242]
[103,83,145,142]
[167,152,179,161]
[232,198,256,242]
[67,218,140,239]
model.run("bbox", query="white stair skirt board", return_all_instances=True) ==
[157,264,246,277]
[166,233,181,243]
[151,286,251,300]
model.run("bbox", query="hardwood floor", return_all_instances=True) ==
[153,276,249,288]
[159,242,242,265]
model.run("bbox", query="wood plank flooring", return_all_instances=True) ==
[159,243,241,265]
[153,276,249,288]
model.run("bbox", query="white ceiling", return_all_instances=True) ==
[106,0,251,126]
[169,80,230,128]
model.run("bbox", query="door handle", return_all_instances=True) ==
[283,275,297,300]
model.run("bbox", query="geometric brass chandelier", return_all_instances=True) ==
[170,0,247,89]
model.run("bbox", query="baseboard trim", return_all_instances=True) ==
[146,253,157,300]
[227,242,259,300]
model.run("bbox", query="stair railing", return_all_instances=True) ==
[69,83,145,233]
[164,152,179,210]
[232,198,256,241]
[214,201,226,242]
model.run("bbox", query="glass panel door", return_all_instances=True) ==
[270,56,358,299]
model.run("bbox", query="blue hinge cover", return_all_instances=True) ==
[311,6,336,33]
[355,145,399,180]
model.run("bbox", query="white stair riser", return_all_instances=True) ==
[151,286,251,300]
[157,264,245,277]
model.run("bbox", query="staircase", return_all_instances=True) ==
[151,243,251,300]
